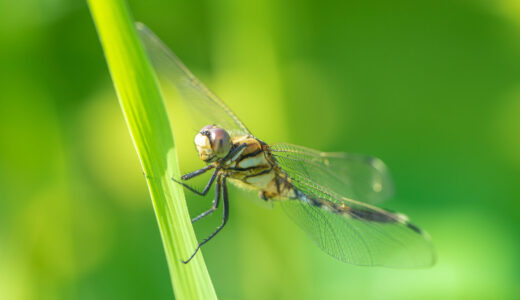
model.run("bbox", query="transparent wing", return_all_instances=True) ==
[136,22,250,137]
[271,143,394,204]
[281,198,435,267]
[273,144,435,267]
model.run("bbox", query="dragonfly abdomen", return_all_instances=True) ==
[293,188,422,232]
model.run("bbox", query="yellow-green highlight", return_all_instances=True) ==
[87,0,217,298]
[1,0,520,299]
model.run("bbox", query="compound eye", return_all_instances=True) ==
[201,125,215,131]
[209,127,231,157]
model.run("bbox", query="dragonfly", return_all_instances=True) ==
[136,23,435,267]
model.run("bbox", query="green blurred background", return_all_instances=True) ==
[1,0,520,299]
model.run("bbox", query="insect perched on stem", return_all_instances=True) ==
[137,23,435,267]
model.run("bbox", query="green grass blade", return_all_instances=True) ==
[87,0,217,298]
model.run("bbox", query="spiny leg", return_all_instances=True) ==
[224,142,247,161]
[182,175,230,264]
[181,165,215,180]
[172,166,219,196]
[191,175,221,223]
[173,142,245,194]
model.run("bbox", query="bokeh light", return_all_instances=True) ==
[1,0,519,299]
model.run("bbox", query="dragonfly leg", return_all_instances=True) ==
[182,175,229,264]
[191,175,221,223]
[223,143,247,161]
[172,167,219,196]
[181,165,215,180]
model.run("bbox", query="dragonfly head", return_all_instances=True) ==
[195,125,232,163]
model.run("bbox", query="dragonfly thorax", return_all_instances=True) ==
[195,125,232,162]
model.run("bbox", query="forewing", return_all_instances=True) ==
[273,144,435,267]
[271,143,394,204]
[136,23,250,137]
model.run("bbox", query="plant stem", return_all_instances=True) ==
[88,0,217,298]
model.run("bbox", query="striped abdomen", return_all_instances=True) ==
[294,189,423,234]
